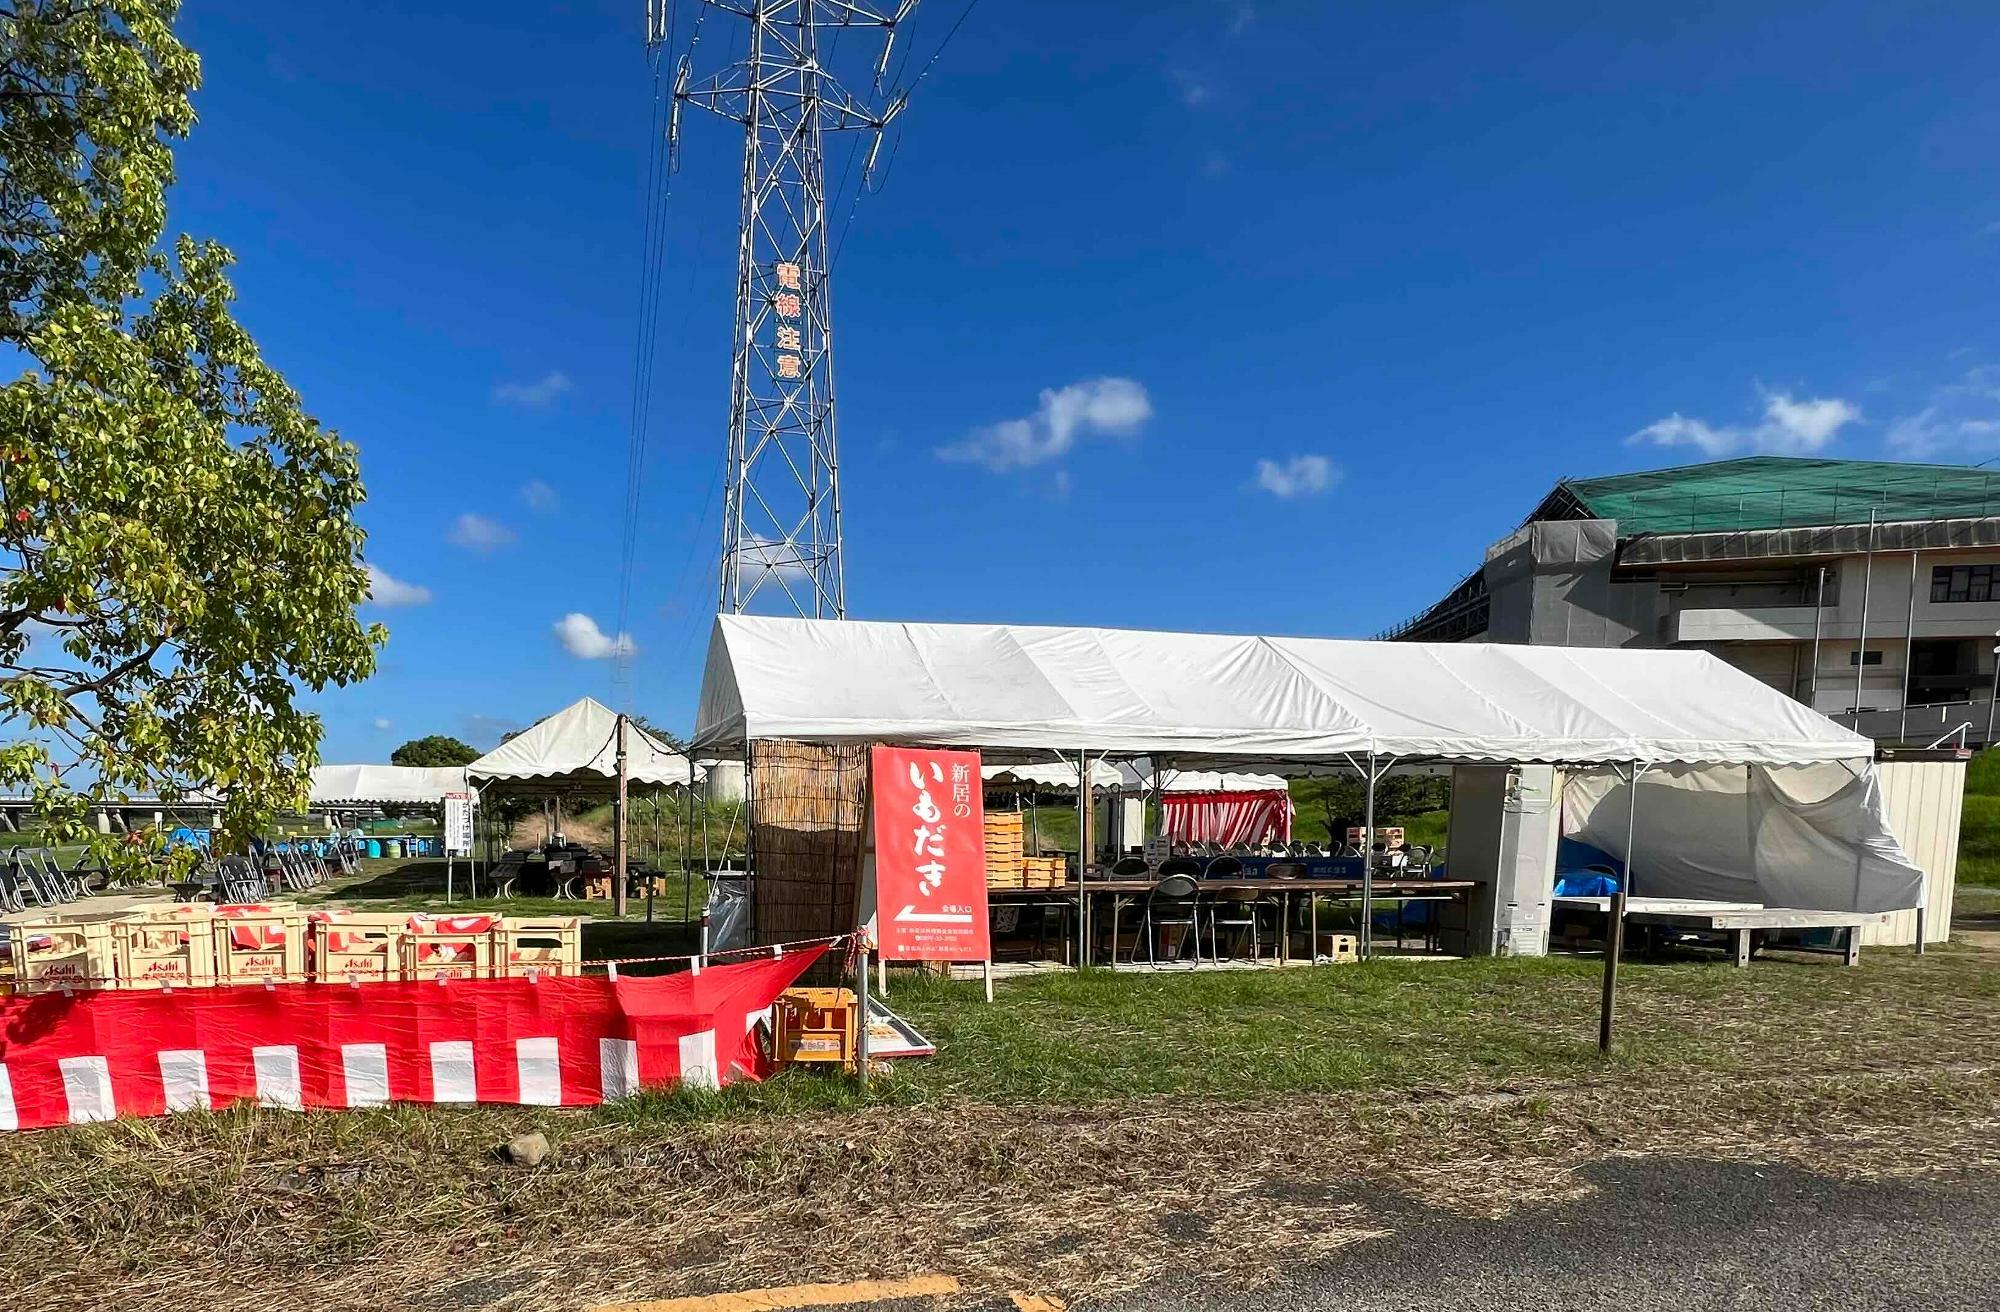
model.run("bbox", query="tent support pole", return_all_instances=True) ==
[683,778,697,925]
[1900,548,1919,743]
[1361,752,1377,960]
[1599,763,1644,1055]
[1809,564,1826,708]
[1077,745,1092,969]
[613,714,630,918]
[1853,509,1876,728]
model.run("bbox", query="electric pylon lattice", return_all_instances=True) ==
[652,0,917,617]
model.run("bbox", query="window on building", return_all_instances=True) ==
[1848,650,1884,667]
[1930,563,1996,603]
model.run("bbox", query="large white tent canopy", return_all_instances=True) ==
[693,616,1875,768]
[309,764,469,806]
[469,696,697,794]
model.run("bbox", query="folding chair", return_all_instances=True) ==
[1135,871,1202,966]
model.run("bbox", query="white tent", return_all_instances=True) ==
[981,761,1125,791]
[693,616,1873,768]
[469,696,696,793]
[1143,767,1290,794]
[309,764,469,806]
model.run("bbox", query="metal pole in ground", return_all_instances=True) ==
[854,940,872,1088]
[1853,510,1876,728]
[613,713,630,918]
[1598,764,1641,1054]
[1810,564,1827,708]
[1076,746,1091,968]
[1987,634,2000,747]
[1901,548,1920,743]
[1361,752,1378,960]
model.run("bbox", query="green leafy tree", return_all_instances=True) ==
[389,735,478,768]
[0,2,383,867]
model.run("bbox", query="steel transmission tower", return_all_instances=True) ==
[651,0,917,618]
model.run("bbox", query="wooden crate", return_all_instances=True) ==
[9,921,116,994]
[772,986,858,1070]
[984,811,1026,887]
[211,909,308,986]
[1022,855,1067,888]
[111,920,216,990]
[1313,933,1359,963]
[492,917,582,978]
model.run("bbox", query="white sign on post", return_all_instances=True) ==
[443,792,474,856]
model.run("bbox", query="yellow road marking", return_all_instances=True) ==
[589,1274,962,1312]
[1010,1296,1068,1312]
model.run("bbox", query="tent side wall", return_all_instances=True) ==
[1866,755,1965,947]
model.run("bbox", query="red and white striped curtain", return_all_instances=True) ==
[1160,790,1294,847]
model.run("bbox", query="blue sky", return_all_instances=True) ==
[165,1,2000,758]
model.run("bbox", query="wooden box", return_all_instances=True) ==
[773,986,859,1070]
[1313,933,1359,964]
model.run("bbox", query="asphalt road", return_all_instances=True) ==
[1100,1156,2000,1312]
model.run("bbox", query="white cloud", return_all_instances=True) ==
[520,479,560,514]
[1254,454,1340,499]
[493,370,572,408]
[938,377,1153,472]
[1886,366,2000,457]
[1628,388,1861,456]
[372,717,392,730]
[448,513,516,552]
[1171,69,1212,108]
[363,563,431,607]
[1980,220,2000,238]
[1228,3,1255,35]
[553,612,636,660]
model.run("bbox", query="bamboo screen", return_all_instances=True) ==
[747,739,870,949]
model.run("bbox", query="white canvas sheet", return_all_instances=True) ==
[1561,764,1925,914]
[469,697,695,790]
[309,765,469,806]
[694,616,1872,767]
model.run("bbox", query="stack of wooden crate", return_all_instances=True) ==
[984,810,1026,888]
[1021,855,1067,888]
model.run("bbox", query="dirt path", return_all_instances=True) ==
[5,1063,1996,1312]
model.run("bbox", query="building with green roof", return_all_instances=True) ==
[1389,455,2000,745]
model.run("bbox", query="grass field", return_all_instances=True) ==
[4,937,1995,1312]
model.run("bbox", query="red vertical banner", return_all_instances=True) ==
[870,746,991,963]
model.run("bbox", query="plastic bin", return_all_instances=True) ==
[212,908,308,986]
[112,919,217,990]
[491,917,582,978]
[365,839,382,859]
[10,921,116,993]
[309,911,404,984]
[402,914,494,982]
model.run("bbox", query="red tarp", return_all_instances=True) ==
[0,946,824,1131]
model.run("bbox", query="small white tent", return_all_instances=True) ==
[468,696,696,792]
[309,764,469,806]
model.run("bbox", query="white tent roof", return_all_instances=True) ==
[693,616,1874,768]
[468,696,696,792]
[981,761,1125,791]
[1152,769,1290,794]
[310,764,469,806]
